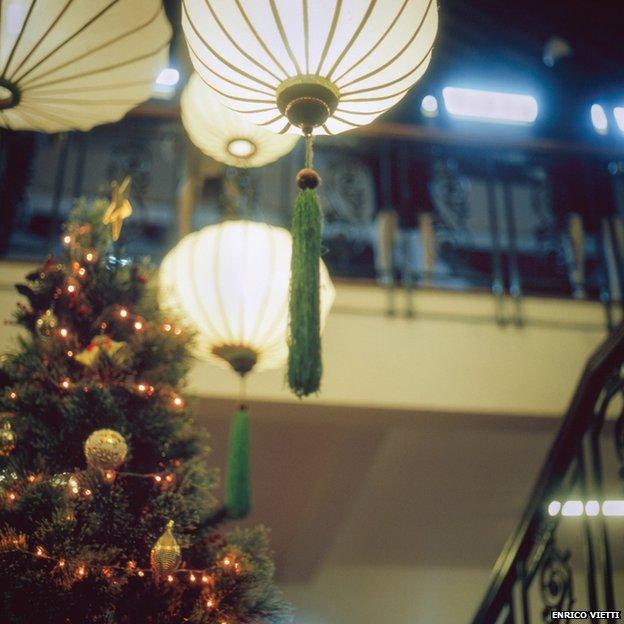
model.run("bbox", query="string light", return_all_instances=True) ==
[76,565,86,578]
[63,235,72,245]
[166,574,175,583]
[189,573,196,583]
[84,251,96,263]
[172,395,184,408]
[7,492,16,502]
[133,320,143,331]
[59,328,69,338]
[104,470,115,482]
[59,378,71,390]
[35,546,45,557]
[77,267,86,277]
[205,597,215,609]
[9,391,17,400]
[67,351,74,358]
[119,308,128,319]
[58,559,66,568]
[66,284,76,294]
[222,556,232,568]
[162,323,172,332]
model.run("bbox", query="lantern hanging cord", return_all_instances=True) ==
[305,132,314,169]
[239,375,247,410]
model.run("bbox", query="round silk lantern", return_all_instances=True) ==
[159,220,334,519]
[158,220,334,374]
[182,0,437,397]
[181,0,438,136]
[0,0,171,132]
[181,74,298,168]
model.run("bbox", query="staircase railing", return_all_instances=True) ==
[472,321,624,624]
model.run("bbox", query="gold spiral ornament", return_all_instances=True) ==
[150,520,182,578]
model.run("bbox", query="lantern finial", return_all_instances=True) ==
[276,76,340,132]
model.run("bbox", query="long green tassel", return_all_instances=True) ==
[225,407,250,519]
[288,184,322,397]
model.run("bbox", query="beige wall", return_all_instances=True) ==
[0,261,613,417]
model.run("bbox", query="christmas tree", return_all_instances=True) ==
[0,197,291,624]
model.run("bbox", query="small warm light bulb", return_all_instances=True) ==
[166,574,174,583]
[138,570,145,577]
[133,320,143,331]
[205,598,215,608]
[162,323,172,332]
[7,492,16,502]
[173,328,182,336]
[58,559,66,568]
[172,396,184,408]
[165,474,174,483]
[8,391,17,400]
[63,235,72,245]
[222,556,232,567]
[76,565,86,577]
[67,350,74,357]
[83,488,92,497]
[85,251,95,263]
[119,308,128,319]
[36,546,45,557]
[137,383,147,393]
[104,470,115,481]
[27,474,36,483]
[60,378,71,390]
[77,267,86,277]
[59,328,68,338]
[201,574,209,584]
[66,284,76,294]
[154,475,162,483]
[189,573,196,583]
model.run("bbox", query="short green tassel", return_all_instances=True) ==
[288,187,322,397]
[225,407,250,520]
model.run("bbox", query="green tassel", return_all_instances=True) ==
[288,188,322,397]
[225,408,250,520]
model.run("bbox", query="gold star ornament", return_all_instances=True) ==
[103,176,133,241]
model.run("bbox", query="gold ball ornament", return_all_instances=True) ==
[0,422,16,456]
[150,520,181,578]
[84,429,127,471]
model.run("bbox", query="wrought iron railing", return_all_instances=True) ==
[472,321,624,623]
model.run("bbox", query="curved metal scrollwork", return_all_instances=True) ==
[540,538,574,623]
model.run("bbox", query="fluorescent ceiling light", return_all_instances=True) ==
[421,94,438,117]
[614,107,624,133]
[155,68,180,87]
[591,104,608,134]
[442,87,538,124]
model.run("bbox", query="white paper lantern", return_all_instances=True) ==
[181,0,438,135]
[158,220,335,373]
[181,74,299,168]
[0,0,171,132]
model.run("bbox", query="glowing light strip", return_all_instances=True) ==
[548,500,624,517]
[442,86,538,125]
